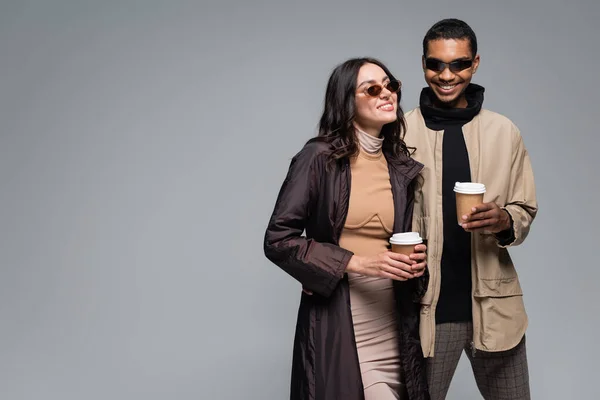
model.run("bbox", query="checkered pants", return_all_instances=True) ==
[426,322,530,400]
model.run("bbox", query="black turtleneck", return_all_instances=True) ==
[420,84,485,324]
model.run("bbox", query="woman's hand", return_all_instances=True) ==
[346,244,427,281]
[409,243,427,278]
[301,244,427,294]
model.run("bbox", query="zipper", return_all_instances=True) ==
[470,235,476,359]
[428,129,444,357]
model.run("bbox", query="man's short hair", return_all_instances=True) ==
[423,18,478,57]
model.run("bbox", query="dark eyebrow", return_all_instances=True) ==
[357,76,390,88]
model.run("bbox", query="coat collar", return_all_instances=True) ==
[384,150,424,182]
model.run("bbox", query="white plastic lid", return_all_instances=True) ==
[389,232,423,245]
[453,182,486,194]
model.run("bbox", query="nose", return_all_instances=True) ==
[439,66,455,82]
[379,87,392,99]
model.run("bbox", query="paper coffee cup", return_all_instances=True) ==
[454,182,486,226]
[389,232,423,256]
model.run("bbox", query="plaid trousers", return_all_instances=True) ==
[426,322,530,400]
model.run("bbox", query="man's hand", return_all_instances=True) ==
[461,202,511,233]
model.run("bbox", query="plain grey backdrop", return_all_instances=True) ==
[1,0,598,399]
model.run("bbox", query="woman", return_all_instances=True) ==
[263,58,430,400]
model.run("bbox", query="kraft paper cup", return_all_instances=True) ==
[389,232,423,256]
[454,182,486,226]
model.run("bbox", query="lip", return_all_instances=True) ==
[435,82,461,95]
[377,101,395,111]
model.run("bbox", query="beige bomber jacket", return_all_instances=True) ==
[404,107,538,357]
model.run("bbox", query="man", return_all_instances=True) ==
[404,19,538,400]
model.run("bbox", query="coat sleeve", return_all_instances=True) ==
[498,125,538,248]
[263,144,353,297]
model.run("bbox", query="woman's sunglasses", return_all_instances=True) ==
[362,80,402,97]
[424,58,473,73]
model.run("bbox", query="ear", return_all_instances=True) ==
[421,55,427,71]
[472,54,481,74]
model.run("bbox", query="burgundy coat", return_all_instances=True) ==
[264,139,430,400]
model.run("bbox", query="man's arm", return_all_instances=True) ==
[497,126,538,247]
[460,124,537,247]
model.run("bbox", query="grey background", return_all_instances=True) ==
[1,0,598,399]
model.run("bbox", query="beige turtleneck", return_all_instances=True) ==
[356,128,384,154]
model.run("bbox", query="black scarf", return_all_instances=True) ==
[419,83,485,129]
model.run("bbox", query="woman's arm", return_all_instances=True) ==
[263,143,352,297]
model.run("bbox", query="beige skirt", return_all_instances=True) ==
[348,273,406,399]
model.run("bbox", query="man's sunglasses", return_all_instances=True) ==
[362,80,402,97]
[424,58,473,73]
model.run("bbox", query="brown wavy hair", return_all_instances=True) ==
[315,57,410,165]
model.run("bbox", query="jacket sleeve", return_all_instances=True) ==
[498,125,538,248]
[263,144,353,297]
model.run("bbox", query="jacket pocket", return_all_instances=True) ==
[473,277,528,351]
[473,276,523,298]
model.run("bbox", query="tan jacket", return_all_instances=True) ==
[404,107,538,357]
